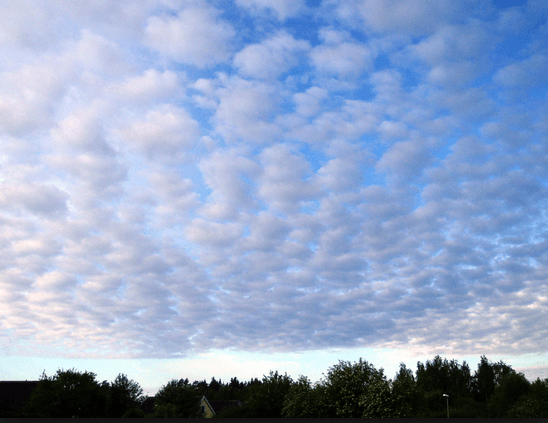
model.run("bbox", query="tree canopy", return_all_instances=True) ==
[17,355,548,418]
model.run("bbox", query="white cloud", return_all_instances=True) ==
[111,69,181,104]
[1,0,548,385]
[317,141,372,192]
[0,181,68,218]
[198,148,261,219]
[258,144,321,214]
[377,120,409,141]
[212,76,283,143]
[494,54,548,88]
[186,219,244,249]
[233,31,310,80]
[310,28,374,80]
[377,138,434,182]
[293,86,328,117]
[427,61,479,87]
[329,0,474,36]
[144,5,235,67]
[120,104,200,163]
[408,21,491,65]
[235,0,307,21]
[0,58,71,136]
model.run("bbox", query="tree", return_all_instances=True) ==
[391,362,423,417]
[192,379,208,397]
[244,370,293,418]
[154,378,200,417]
[507,378,548,417]
[488,371,530,417]
[472,355,495,403]
[359,374,397,417]
[282,375,326,418]
[321,358,392,418]
[471,355,514,405]
[24,368,107,418]
[107,373,145,417]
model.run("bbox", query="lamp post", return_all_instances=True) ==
[443,394,449,418]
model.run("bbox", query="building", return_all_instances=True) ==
[199,395,243,417]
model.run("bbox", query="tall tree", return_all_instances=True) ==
[107,373,145,417]
[507,378,548,417]
[282,375,326,418]
[245,370,293,418]
[488,371,530,417]
[24,368,107,418]
[321,358,393,417]
[471,355,514,404]
[154,378,200,417]
[391,362,423,417]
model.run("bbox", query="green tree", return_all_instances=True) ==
[472,355,514,405]
[282,375,327,417]
[24,368,107,418]
[488,371,530,417]
[107,373,145,417]
[415,356,477,417]
[391,362,424,417]
[245,370,293,417]
[416,355,470,396]
[154,378,200,417]
[359,374,397,417]
[507,378,548,417]
[321,358,392,417]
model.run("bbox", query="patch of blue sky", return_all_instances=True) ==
[345,79,375,101]
[172,62,227,85]
[400,67,422,93]
[300,200,320,216]
[213,1,255,39]
[434,134,460,162]
[298,141,327,172]
[176,163,212,204]
[287,21,323,48]
[492,0,528,7]
[373,53,391,71]
[362,166,386,188]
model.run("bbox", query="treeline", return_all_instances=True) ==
[10,355,548,417]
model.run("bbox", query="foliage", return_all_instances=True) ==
[391,362,424,417]
[416,355,472,398]
[244,370,293,417]
[506,378,548,417]
[321,358,392,417]
[24,368,108,418]
[18,354,544,418]
[471,354,513,404]
[154,378,200,417]
[359,373,398,417]
[282,375,326,417]
[488,371,530,417]
[107,373,145,417]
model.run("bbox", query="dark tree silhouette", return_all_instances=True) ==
[153,378,200,417]
[24,368,107,418]
[107,373,145,417]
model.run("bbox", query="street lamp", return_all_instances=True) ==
[442,394,449,418]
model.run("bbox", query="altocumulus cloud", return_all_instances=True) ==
[0,0,548,371]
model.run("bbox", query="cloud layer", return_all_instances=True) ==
[1,0,547,362]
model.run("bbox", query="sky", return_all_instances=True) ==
[1,0,548,396]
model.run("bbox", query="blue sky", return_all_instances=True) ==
[1,0,548,395]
